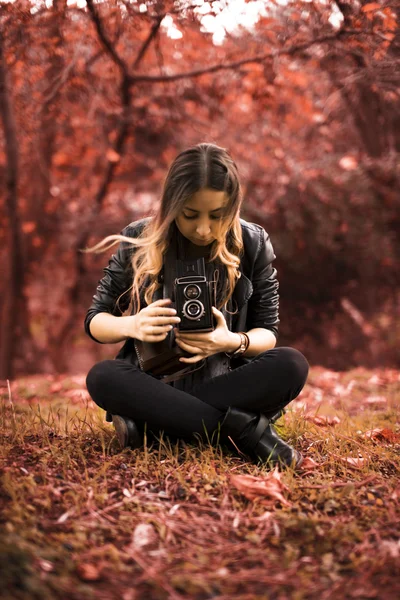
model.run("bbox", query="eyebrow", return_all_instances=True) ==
[184,206,225,213]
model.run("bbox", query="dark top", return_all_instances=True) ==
[166,223,233,392]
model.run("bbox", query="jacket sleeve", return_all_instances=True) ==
[84,225,136,343]
[246,228,280,338]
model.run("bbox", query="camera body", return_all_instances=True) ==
[174,258,215,333]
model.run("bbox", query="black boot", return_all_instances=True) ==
[268,407,286,425]
[111,415,143,450]
[219,407,303,469]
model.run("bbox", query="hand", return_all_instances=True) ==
[133,298,181,342]
[175,307,240,364]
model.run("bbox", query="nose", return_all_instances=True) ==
[196,220,212,238]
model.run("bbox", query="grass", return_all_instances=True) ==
[0,367,399,600]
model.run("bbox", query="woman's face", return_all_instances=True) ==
[175,188,229,246]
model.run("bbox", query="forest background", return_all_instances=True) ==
[1,0,399,380]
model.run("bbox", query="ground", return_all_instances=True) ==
[0,366,399,600]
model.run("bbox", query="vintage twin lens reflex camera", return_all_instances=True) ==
[174,258,215,333]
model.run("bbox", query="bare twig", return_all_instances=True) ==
[128,29,380,83]
[133,14,164,70]
[86,0,127,73]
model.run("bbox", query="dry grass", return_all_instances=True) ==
[0,367,399,600]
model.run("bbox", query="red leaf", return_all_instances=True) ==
[131,523,158,549]
[298,456,319,470]
[21,221,36,234]
[106,148,121,163]
[341,456,365,470]
[362,3,381,13]
[363,428,400,443]
[230,468,292,507]
[76,563,102,582]
[304,415,341,426]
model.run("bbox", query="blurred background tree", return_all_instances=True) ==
[0,0,399,378]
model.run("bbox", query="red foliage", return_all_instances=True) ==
[0,0,399,377]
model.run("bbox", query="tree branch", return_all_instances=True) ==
[133,14,164,70]
[128,30,378,84]
[86,0,128,74]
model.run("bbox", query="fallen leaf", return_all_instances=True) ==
[304,415,341,426]
[65,388,90,402]
[298,456,320,470]
[341,457,366,469]
[38,559,54,572]
[380,540,400,559]
[132,523,158,549]
[71,375,86,386]
[230,468,292,507]
[365,395,387,404]
[362,428,400,443]
[76,563,101,582]
[56,508,76,524]
[50,382,63,394]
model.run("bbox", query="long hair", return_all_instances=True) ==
[85,143,244,314]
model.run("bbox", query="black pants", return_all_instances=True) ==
[86,347,309,442]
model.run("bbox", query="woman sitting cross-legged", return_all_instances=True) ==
[84,142,309,469]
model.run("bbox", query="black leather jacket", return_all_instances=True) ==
[84,217,280,372]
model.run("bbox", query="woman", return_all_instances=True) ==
[85,143,309,469]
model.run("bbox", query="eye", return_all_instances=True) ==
[182,214,222,220]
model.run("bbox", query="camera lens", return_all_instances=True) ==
[187,302,201,317]
[184,284,201,300]
[183,300,204,320]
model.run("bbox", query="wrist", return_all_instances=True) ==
[225,331,250,358]
[120,314,137,340]
[225,332,242,354]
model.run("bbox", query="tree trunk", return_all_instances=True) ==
[0,31,23,379]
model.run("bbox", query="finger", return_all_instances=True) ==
[151,298,172,306]
[176,339,202,354]
[145,332,169,341]
[151,316,181,325]
[149,324,172,335]
[143,326,171,340]
[212,306,225,322]
[179,355,203,364]
[144,331,168,342]
[151,307,178,317]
